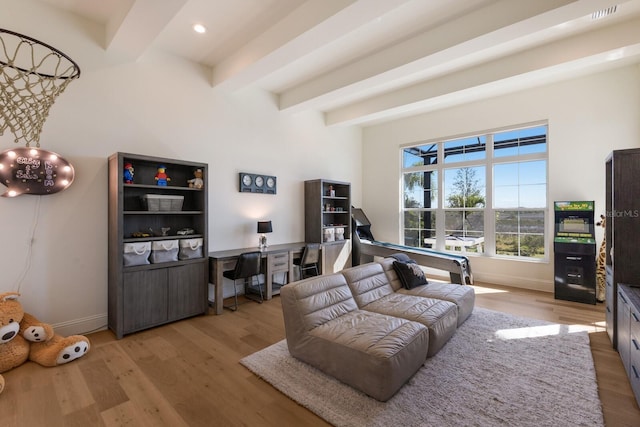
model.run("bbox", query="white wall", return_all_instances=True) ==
[3,1,639,335]
[0,1,362,335]
[362,65,640,292]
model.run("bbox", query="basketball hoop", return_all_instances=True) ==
[0,28,81,147]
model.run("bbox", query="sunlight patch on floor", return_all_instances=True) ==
[472,285,510,295]
[589,320,607,332]
[495,323,601,340]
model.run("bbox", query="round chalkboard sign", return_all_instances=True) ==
[0,148,75,197]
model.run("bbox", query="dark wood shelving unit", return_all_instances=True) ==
[304,179,352,273]
[108,152,208,339]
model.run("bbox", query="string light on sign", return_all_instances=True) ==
[0,147,75,197]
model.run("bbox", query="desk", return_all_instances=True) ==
[208,242,306,315]
[209,240,352,314]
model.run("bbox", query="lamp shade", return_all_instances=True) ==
[257,220,272,234]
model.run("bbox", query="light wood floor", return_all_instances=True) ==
[1,282,638,426]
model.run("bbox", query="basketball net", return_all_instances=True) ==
[0,28,80,147]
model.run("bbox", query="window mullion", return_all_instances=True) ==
[435,143,445,251]
[485,133,495,256]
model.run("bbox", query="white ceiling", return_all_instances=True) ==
[36,0,640,127]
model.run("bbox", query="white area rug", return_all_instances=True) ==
[241,307,604,427]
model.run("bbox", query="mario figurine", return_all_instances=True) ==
[155,165,170,186]
[123,162,134,184]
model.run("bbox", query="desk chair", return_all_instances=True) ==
[293,243,320,280]
[222,251,262,311]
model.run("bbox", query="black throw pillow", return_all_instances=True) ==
[393,260,428,289]
[390,253,413,263]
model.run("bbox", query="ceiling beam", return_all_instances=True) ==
[278,0,621,113]
[324,16,640,126]
[211,0,414,91]
[105,0,188,59]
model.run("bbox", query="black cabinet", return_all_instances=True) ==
[553,244,596,304]
[617,285,640,407]
[108,153,208,338]
[605,149,640,347]
[553,201,597,304]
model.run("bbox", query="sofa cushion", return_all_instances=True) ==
[280,273,358,342]
[343,261,459,356]
[340,263,395,308]
[393,260,428,289]
[363,293,458,357]
[379,257,475,327]
[307,310,429,401]
[400,283,475,327]
[281,273,430,401]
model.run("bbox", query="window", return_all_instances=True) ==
[401,124,547,259]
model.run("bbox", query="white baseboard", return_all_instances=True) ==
[475,271,553,293]
[52,313,108,337]
[422,266,553,293]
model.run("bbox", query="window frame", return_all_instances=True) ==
[400,122,549,261]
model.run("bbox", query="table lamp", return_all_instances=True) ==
[257,220,272,250]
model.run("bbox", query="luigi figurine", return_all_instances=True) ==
[155,165,170,186]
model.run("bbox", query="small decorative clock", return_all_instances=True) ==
[239,172,276,194]
[266,176,275,189]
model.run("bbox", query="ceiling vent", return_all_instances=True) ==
[592,5,617,20]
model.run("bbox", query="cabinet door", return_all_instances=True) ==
[168,262,206,320]
[123,269,168,333]
[630,305,640,406]
[606,268,615,343]
[618,290,631,374]
[322,240,352,274]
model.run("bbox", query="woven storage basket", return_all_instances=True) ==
[141,194,184,211]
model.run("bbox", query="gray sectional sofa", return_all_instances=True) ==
[280,257,475,401]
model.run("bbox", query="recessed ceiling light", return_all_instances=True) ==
[592,5,617,20]
[193,24,206,34]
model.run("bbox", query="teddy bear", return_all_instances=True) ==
[0,292,90,395]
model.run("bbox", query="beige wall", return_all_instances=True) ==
[0,1,362,334]
[362,65,640,292]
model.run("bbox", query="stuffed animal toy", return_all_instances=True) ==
[188,168,204,189]
[0,292,90,395]
[596,215,606,303]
